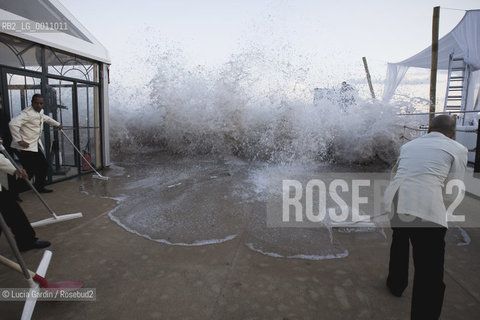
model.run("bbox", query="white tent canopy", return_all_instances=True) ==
[383,9,480,113]
[0,0,110,64]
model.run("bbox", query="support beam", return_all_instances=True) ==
[429,6,440,123]
[362,57,375,99]
[475,119,480,174]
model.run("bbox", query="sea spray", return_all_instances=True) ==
[110,45,426,164]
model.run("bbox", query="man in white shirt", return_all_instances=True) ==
[384,115,468,319]
[9,94,63,193]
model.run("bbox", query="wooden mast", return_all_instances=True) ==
[362,57,375,99]
[429,6,440,122]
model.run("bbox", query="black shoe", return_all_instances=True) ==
[38,188,53,193]
[15,195,22,202]
[386,282,404,297]
[19,240,51,252]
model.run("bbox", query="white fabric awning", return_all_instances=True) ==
[383,10,480,103]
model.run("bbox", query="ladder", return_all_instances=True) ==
[444,54,470,124]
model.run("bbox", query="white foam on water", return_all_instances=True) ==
[287,251,349,260]
[104,163,126,177]
[245,242,349,261]
[108,208,238,246]
[151,234,239,247]
[102,195,128,202]
[244,243,289,258]
[337,227,378,233]
[454,226,471,246]
[167,182,182,188]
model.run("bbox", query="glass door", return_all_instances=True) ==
[76,83,101,171]
[1,70,103,183]
[46,78,78,179]
[46,78,102,180]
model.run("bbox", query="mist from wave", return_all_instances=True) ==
[109,44,425,165]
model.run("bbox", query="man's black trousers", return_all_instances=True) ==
[387,215,447,320]
[0,189,36,248]
[15,149,48,190]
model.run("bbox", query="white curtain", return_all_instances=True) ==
[382,10,480,103]
[452,11,480,70]
[382,63,409,103]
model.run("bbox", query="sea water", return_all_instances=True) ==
[100,44,466,260]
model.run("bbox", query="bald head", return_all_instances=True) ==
[428,115,456,138]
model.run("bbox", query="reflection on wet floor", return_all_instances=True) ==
[79,150,471,260]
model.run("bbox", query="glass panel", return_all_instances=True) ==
[77,84,101,170]
[45,48,99,82]
[0,34,42,71]
[4,73,43,187]
[47,78,78,179]
[7,88,21,118]
[1,73,41,193]
[6,73,41,118]
[77,85,89,127]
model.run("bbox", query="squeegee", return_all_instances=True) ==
[0,145,83,227]
[0,214,83,320]
[59,129,109,180]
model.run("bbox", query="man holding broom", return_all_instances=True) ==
[9,94,63,193]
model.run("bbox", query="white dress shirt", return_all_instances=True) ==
[0,153,16,191]
[384,131,468,227]
[9,106,60,152]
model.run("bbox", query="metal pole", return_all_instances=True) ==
[0,213,32,282]
[0,145,58,217]
[475,119,480,173]
[429,6,440,123]
[362,57,375,99]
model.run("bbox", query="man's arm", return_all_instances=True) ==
[0,153,16,176]
[390,159,399,180]
[390,145,402,180]
[444,146,468,205]
[42,114,62,130]
[448,147,468,181]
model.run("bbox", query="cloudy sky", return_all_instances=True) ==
[60,0,478,97]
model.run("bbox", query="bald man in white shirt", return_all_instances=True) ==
[384,115,468,319]
[9,94,63,193]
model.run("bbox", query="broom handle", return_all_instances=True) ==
[59,129,103,177]
[0,254,35,278]
[0,145,57,218]
[0,214,34,281]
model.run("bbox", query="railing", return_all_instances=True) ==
[397,116,479,172]
[396,110,479,116]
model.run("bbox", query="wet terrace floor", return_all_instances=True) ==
[0,151,479,319]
